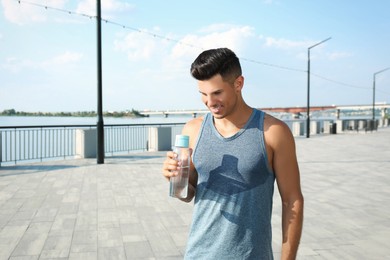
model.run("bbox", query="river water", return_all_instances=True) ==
[0,108,378,127]
[0,115,195,127]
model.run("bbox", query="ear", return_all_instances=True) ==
[234,76,244,91]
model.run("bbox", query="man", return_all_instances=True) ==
[163,48,303,259]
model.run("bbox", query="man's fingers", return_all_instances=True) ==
[162,156,179,181]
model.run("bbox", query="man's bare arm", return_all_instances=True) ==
[265,118,304,259]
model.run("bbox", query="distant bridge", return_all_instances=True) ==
[140,104,389,118]
[260,105,336,114]
[140,109,208,118]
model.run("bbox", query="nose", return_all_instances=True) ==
[205,95,216,107]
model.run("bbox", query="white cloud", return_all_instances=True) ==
[114,28,169,61]
[198,23,238,33]
[2,51,83,72]
[1,0,133,24]
[1,0,66,25]
[114,24,257,77]
[1,56,36,73]
[263,36,311,50]
[49,51,84,65]
[262,0,280,5]
[328,51,353,60]
[76,0,135,18]
[171,25,256,59]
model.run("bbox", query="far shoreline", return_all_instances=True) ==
[0,109,149,118]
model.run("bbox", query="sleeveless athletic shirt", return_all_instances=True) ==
[185,109,275,260]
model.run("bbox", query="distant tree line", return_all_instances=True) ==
[0,109,147,118]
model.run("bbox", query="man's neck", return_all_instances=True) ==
[213,105,253,137]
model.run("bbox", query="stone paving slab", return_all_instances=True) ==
[0,128,389,259]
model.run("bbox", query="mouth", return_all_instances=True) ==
[209,105,222,114]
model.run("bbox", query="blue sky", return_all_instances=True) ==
[1,0,389,112]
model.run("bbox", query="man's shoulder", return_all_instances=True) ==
[263,112,286,129]
[182,116,205,146]
[185,116,205,128]
[262,112,294,146]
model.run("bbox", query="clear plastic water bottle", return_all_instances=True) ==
[169,135,190,198]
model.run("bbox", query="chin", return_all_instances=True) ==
[211,112,225,119]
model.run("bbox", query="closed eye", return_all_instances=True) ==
[199,90,223,96]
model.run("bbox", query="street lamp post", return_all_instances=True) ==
[96,0,104,164]
[372,67,390,120]
[306,37,331,138]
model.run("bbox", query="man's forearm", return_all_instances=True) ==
[281,197,304,260]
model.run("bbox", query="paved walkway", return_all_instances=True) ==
[0,128,389,259]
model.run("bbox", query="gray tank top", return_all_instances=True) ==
[185,109,275,260]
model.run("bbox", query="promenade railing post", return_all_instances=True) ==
[306,37,331,138]
[306,48,310,138]
[372,67,390,121]
[0,131,2,167]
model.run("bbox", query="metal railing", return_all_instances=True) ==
[0,123,184,166]
[2,118,386,166]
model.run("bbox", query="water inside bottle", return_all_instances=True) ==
[169,165,190,198]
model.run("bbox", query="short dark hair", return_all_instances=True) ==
[190,48,242,83]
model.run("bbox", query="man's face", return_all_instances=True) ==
[198,74,241,119]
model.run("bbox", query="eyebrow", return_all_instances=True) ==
[198,89,223,95]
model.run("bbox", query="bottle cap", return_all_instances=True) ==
[175,135,189,148]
